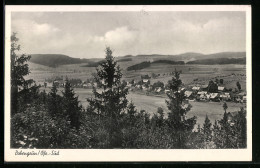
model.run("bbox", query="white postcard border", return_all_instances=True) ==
[4,5,252,162]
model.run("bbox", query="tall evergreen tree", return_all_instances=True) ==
[87,47,128,148]
[11,33,33,115]
[165,69,196,148]
[236,81,241,91]
[235,107,247,148]
[62,78,82,130]
[48,82,63,117]
[223,102,228,113]
[203,115,212,142]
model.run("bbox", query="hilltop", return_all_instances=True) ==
[29,54,90,67]
[28,52,246,67]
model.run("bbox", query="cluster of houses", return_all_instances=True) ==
[124,78,246,103]
[184,85,246,103]
[37,80,98,89]
[36,75,246,104]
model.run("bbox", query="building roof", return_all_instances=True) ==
[192,86,200,90]
[185,91,193,97]
[143,79,149,83]
[197,91,207,95]
[218,86,225,91]
[210,93,219,99]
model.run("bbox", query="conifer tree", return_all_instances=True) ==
[62,78,82,130]
[127,101,137,124]
[48,82,63,117]
[87,47,128,148]
[165,69,196,148]
[157,107,164,127]
[203,115,212,141]
[235,107,247,148]
[11,33,33,115]
[223,102,228,113]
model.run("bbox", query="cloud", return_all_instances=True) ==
[11,12,246,58]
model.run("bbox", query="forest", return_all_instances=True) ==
[11,33,247,149]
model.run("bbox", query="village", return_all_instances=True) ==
[35,72,247,105]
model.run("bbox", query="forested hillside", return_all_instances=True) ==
[30,54,90,67]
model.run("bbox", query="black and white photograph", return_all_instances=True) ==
[4,5,252,162]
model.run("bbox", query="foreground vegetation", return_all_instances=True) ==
[11,33,246,149]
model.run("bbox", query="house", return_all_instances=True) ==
[219,93,231,101]
[142,79,149,83]
[197,91,207,95]
[209,93,219,101]
[192,86,200,91]
[184,91,193,99]
[218,86,225,92]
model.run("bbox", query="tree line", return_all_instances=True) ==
[11,33,246,149]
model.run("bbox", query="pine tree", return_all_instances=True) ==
[157,107,164,127]
[11,33,33,115]
[236,81,241,92]
[223,102,228,113]
[62,78,82,130]
[87,47,128,148]
[127,101,137,124]
[165,69,196,148]
[203,115,212,142]
[48,82,63,117]
[235,107,247,148]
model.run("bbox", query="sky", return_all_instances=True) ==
[11,11,246,58]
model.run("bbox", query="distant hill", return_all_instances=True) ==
[186,57,246,65]
[29,54,90,67]
[29,52,246,68]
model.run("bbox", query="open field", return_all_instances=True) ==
[28,62,246,91]
[34,60,246,128]
[39,87,245,128]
